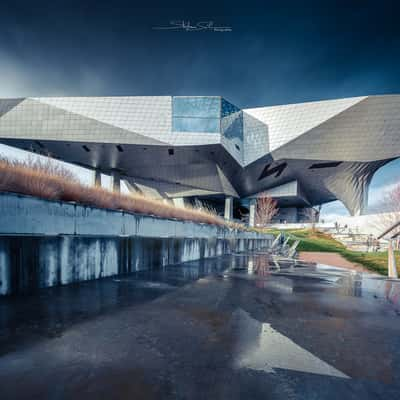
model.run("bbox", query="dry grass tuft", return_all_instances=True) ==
[0,157,240,227]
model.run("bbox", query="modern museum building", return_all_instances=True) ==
[0,95,399,224]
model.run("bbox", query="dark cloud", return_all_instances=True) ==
[0,0,399,106]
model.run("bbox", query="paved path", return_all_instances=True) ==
[299,251,370,272]
[1,253,400,399]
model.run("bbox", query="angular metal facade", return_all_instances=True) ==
[0,95,399,220]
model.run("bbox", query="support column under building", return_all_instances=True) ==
[111,170,121,193]
[324,160,388,217]
[173,198,185,208]
[93,170,102,188]
[224,196,233,220]
[249,199,256,227]
[353,186,369,216]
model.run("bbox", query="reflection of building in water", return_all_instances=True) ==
[337,273,400,310]
[254,256,271,277]
[247,259,254,274]
[385,281,400,310]
[232,308,349,378]
[353,274,363,297]
[337,273,363,298]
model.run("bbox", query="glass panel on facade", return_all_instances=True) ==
[222,112,243,140]
[172,96,221,133]
[221,98,241,117]
[173,96,220,118]
[173,117,220,133]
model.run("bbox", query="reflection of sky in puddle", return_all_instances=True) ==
[316,264,400,308]
[232,309,349,379]
[360,278,400,309]
[278,272,342,284]
[229,256,400,309]
[113,280,176,290]
[255,277,293,292]
[227,258,343,292]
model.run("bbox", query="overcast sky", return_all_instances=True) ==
[0,0,399,219]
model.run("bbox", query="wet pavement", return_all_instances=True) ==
[1,252,400,399]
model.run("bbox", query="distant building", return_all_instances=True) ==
[0,95,399,224]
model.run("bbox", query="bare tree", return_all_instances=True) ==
[367,183,400,248]
[377,183,400,243]
[255,195,279,226]
[384,183,400,212]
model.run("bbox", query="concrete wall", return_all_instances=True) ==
[0,193,272,295]
[0,235,270,295]
[0,192,269,240]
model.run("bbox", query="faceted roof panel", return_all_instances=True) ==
[271,95,400,162]
[32,96,172,143]
[0,98,164,145]
[0,98,24,118]
[244,96,366,153]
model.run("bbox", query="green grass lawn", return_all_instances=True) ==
[269,228,399,276]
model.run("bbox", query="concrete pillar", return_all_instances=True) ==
[111,170,121,193]
[224,196,233,220]
[173,198,185,208]
[249,199,256,228]
[93,170,102,188]
[124,180,140,194]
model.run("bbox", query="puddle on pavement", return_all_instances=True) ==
[1,252,399,358]
[227,256,400,311]
[0,258,230,355]
[231,308,349,379]
[112,279,177,290]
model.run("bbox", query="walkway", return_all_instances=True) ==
[1,253,400,399]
